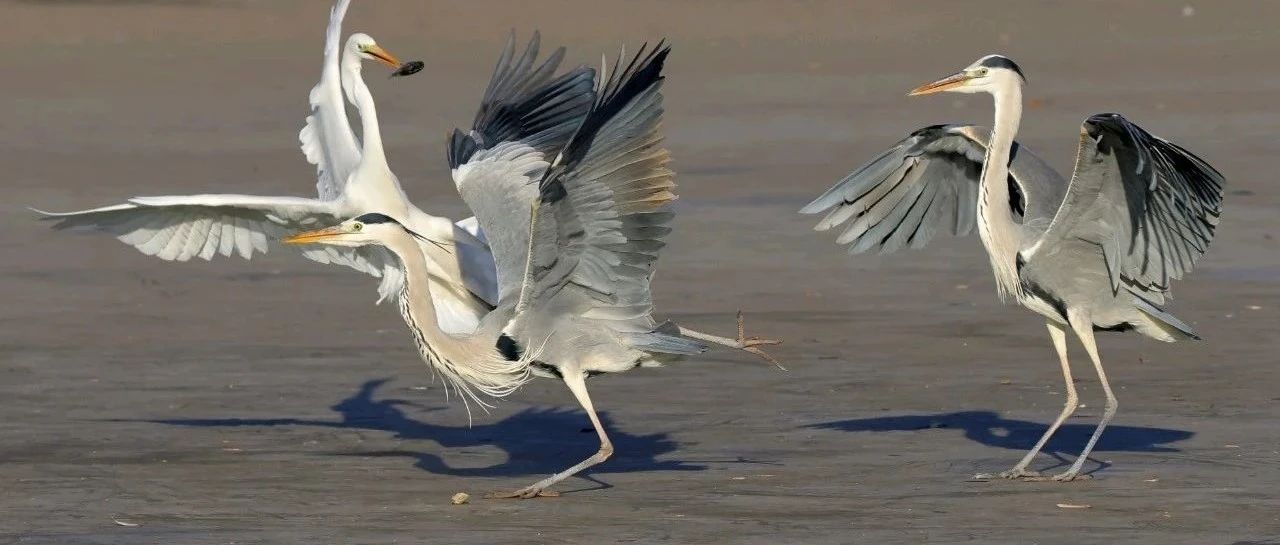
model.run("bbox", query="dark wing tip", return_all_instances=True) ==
[538,41,670,202]
[1082,112,1226,289]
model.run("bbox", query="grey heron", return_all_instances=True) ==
[35,0,779,358]
[802,55,1224,481]
[286,44,764,498]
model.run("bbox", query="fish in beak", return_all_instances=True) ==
[908,72,972,96]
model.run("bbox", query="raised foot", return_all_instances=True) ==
[485,487,561,500]
[734,311,786,370]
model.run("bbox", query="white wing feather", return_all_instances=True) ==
[299,0,360,200]
[33,196,400,282]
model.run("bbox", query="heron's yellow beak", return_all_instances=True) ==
[908,72,971,96]
[283,225,346,245]
[362,44,403,69]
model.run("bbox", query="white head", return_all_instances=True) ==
[344,33,404,70]
[908,54,1026,97]
[283,213,439,249]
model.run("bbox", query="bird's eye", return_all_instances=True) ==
[976,68,989,76]
[351,222,363,232]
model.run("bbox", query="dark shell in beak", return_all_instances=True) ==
[391,61,425,78]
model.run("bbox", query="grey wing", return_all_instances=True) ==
[519,43,698,353]
[450,31,596,303]
[298,0,361,201]
[34,194,400,299]
[1030,113,1224,295]
[801,124,1065,254]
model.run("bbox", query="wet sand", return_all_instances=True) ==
[2,1,1279,543]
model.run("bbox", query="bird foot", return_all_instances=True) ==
[1011,471,1092,482]
[485,487,561,500]
[1048,472,1091,482]
[974,468,1041,480]
[734,311,785,370]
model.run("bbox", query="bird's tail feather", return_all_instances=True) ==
[1131,291,1200,342]
[627,324,708,355]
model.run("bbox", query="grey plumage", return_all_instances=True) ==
[447,31,596,170]
[804,116,1222,335]
[801,124,1062,254]
[804,56,1224,481]
[516,42,705,358]
[451,33,597,306]
[291,42,749,498]
[1036,113,1223,296]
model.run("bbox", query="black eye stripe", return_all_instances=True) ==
[978,56,1026,81]
[352,213,397,225]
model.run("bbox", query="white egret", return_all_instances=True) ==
[34,0,502,332]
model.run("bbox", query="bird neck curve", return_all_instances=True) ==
[380,232,531,412]
[340,58,387,166]
[977,78,1025,302]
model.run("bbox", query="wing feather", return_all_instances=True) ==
[1031,113,1224,294]
[299,0,361,201]
[450,32,596,302]
[519,43,675,338]
[35,195,397,286]
[803,124,1064,254]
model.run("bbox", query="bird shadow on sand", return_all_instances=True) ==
[132,379,737,486]
[808,410,1194,472]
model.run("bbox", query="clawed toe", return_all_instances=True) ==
[974,468,1092,482]
[974,468,1041,480]
[736,311,786,370]
[1001,468,1042,479]
[747,347,783,371]
[1050,472,1091,482]
[742,336,783,348]
[485,488,560,499]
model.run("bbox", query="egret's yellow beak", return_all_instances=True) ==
[908,72,971,96]
[362,44,402,69]
[283,225,345,245]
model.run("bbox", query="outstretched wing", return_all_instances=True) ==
[517,43,679,341]
[450,31,596,304]
[1030,113,1224,294]
[801,124,1065,254]
[34,195,400,299]
[298,0,361,201]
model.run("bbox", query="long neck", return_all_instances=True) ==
[381,234,530,410]
[977,79,1025,302]
[341,60,386,164]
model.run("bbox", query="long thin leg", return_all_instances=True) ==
[677,311,785,369]
[487,371,614,499]
[1053,310,1118,481]
[981,320,1078,479]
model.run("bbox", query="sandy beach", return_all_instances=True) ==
[2,1,1278,543]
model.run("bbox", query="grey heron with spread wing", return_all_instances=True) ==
[802,55,1223,481]
[36,0,778,358]
[287,45,769,498]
